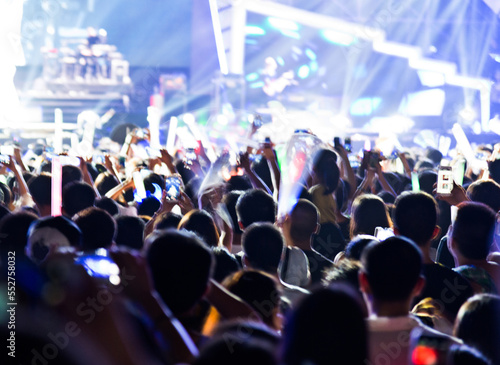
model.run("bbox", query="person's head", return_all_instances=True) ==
[360,236,424,306]
[393,191,439,247]
[62,181,96,218]
[312,149,340,194]
[223,269,281,329]
[73,207,116,251]
[94,172,120,196]
[143,172,165,195]
[26,216,82,264]
[344,235,379,261]
[282,284,367,365]
[236,189,276,229]
[115,215,145,250]
[350,194,392,238]
[211,247,241,283]
[487,159,500,185]
[0,211,38,259]
[451,202,496,261]
[242,222,284,274]
[28,173,52,211]
[418,170,438,195]
[454,294,500,364]
[425,147,443,166]
[285,199,319,244]
[94,197,119,217]
[153,211,182,231]
[178,209,220,247]
[222,190,245,236]
[227,175,252,192]
[146,229,213,315]
[137,197,161,217]
[62,164,83,188]
[466,180,500,213]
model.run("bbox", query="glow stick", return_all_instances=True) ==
[132,171,147,201]
[147,106,161,150]
[77,111,99,157]
[54,108,63,154]
[51,156,62,216]
[166,117,178,155]
[183,114,216,162]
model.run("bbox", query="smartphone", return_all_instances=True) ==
[165,176,182,200]
[437,166,453,195]
[253,114,263,129]
[0,154,9,164]
[344,137,352,153]
[185,148,196,163]
[409,327,451,365]
[262,137,272,149]
[74,249,120,284]
[374,227,395,240]
[135,128,146,139]
[369,151,379,168]
[334,137,341,149]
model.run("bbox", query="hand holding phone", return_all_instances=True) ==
[436,166,453,195]
[165,176,182,200]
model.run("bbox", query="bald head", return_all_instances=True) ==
[288,199,319,243]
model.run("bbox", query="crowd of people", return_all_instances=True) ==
[1,125,500,365]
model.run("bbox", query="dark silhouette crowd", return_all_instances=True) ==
[0,127,499,365]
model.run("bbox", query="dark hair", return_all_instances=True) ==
[452,202,495,260]
[344,235,379,261]
[27,216,82,263]
[393,191,438,246]
[312,149,340,195]
[143,173,165,195]
[94,197,119,216]
[223,270,281,329]
[94,172,120,196]
[350,194,392,238]
[425,147,443,166]
[418,170,438,195]
[146,229,213,314]
[62,182,96,218]
[28,174,52,207]
[466,180,500,212]
[242,222,284,273]
[487,159,500,185]
[0,211,38,257]
[236,189,276,228]
[289,199,319,242]
[73,207,116,250]
[282,285,367,365]
[222,190,245,235]
[154,212,182,231]
[62,165,83,188]
[454,294,500,364]
[361,236,423,302]
[178,209,220,247]
[115,215,145,250]
[227,175,253,192]
[137,196,161,217]
[211,247,241,283]
[323,259,363,297]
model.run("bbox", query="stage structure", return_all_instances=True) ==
[209,0,493,133]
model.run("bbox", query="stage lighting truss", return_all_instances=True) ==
[209,0,493,132]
